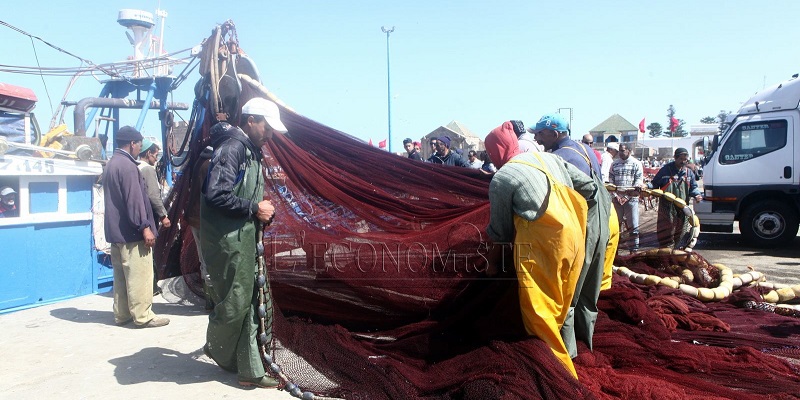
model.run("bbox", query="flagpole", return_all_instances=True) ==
[381,26,395,153]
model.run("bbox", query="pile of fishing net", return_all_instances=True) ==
[154,23,800,399]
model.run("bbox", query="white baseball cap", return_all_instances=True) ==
[0,187,16,196]
[241,98,288,134]
[606,142,619,151]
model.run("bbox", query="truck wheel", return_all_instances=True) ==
[740,201,799,247]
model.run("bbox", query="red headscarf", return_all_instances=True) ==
[484,121,521,169]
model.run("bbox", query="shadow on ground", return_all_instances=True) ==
[108,346,239,388]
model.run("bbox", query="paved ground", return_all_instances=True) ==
[692,223,800,286]
[0,278,296,400]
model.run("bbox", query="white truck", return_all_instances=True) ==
[696,74,800,247]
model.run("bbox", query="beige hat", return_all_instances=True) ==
[241,98,288,134]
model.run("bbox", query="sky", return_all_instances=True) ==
[3,1,800,152]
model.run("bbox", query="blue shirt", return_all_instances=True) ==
[551,137,602,178]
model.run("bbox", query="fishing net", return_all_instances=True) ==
[154,23,800,400]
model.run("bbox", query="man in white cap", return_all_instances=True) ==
[601,142,619,183]
[200,97,286,389]
[0,186,18,217]
[103,125,170,328]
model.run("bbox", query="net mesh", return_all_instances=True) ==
[153,26,800,399]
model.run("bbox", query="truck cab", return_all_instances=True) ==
[697,75,800,246]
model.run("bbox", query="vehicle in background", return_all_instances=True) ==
[697,74,800,247]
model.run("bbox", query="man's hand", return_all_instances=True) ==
[161,216,171,229]
[694,195,703,203]
[256,200,275,224]
[143,227,156,247]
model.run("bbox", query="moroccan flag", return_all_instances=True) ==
[378,139,387,148]
[368,138,373,146]
[639,118,645,133]
[670,117,679,132]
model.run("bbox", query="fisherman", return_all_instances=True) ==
[484,121,597,379]
[648,147,702,247]
[529,113,616,360]
[609,143,645,252]
[200,97,285,389]
[138,138,170,295]
[103,126,170,328]
[427,136,471,167]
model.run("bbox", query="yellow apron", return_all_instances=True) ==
[508,155,588,379]
[602,206,620,290]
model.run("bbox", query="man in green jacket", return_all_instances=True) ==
[200,98,286,389]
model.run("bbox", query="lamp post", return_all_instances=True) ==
[381,26,395,152]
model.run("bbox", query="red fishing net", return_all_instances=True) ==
[154,25,800,399]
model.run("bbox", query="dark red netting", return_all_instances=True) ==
[156,30,800,399]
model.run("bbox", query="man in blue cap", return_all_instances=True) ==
[103,125,170,328]
[530,113,612,362]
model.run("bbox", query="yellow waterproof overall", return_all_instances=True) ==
[602,207,620,290]
[508,155,588,379]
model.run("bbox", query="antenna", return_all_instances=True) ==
[117,9,155,77]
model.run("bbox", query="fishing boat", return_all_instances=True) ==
[0,8,192,313]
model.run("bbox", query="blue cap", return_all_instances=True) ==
[528,114,569,134]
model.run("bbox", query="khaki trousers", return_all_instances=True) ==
[111,241,156,325]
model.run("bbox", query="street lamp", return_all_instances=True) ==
[381,26,395,152]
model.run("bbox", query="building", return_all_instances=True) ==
[588,114,638,144]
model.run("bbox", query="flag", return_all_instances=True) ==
[670,117,679,132]
[368,138,373,146]
[378,139,387,148]
[639,118,645,133]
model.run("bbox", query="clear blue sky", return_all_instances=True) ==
[3,1,800,152]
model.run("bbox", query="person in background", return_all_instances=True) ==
[403,137,423,161]
[201,97,284,389]
[0,187,18,218]
[479,151,496,174]
[601,143,619,183]
[648,147,702,247]
[582,134,603,165]
[467,150,482,169]
[103,126,169,329]
[413,141,421,154]
[609,144,644,252]
[138,138,171,295]
[429,138,439,157]
[511,119,543,152]
[427,136,471,167]
[484,120,597,379]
